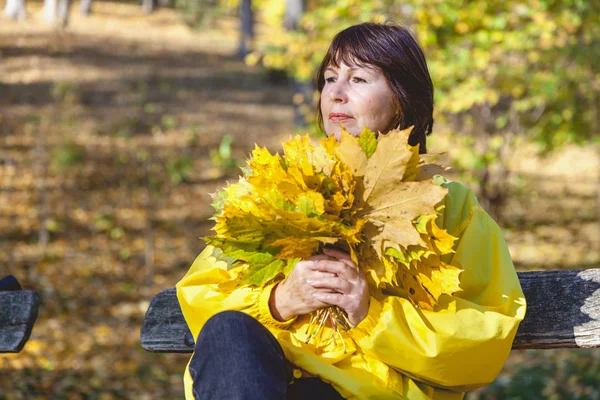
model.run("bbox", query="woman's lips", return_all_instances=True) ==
[329,113,353,122]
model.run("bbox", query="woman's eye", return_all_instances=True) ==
[325,77,336,83]
[352,77,367,83]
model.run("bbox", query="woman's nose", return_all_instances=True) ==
[328,80,348,103]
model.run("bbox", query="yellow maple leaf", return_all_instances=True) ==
[320,134,339,159]
[415,214,457,255]
[401,142,421,181]
[283,136,327,192]
[398,262,437,310]
[413,256,463,310]
[354,241,389,288]
[393,255,462,310]
[325,191,347,216]
[361,181,448,251]
[310,145,335,176]
[333,128,368,176]
[248,147,306,201]
[271,237,319,260]
[248,146,287,180]
[362,127,415,202]
[282,135,315,177]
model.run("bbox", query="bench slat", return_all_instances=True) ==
[140,269,600,353]
[513,269,600,349]
[0,291,41,353]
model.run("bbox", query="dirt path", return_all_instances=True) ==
[1,5,297,398]
[0,2,296,272]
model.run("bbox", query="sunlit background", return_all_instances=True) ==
[1,0,598,399]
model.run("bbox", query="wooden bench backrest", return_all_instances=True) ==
[140,269,600,352]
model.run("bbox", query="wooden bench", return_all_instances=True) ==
[0,275,41,353]
[140,269,600,352]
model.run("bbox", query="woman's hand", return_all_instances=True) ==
[269,248,370,327]
[309,248,370,327]
[269,253,334,322]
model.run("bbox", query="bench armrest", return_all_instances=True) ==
[0,290,41,353]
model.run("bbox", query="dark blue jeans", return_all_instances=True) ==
[189,310,344,400]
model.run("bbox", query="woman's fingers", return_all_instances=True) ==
[322,247,358,271]
[307,276,352,294]
[306,259,357,280]
[312,292,344,307]
[306,270,336,281]
[306,254,335,262]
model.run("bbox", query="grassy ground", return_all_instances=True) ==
[1,3,599,399]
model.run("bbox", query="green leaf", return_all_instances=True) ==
[210,190,226,213]
[210,246,237,269]
[209,237,303,287]
[220,215,266,243]
[296,194,317,216]
[237,255,285,286]
[358,128,378,158]
[283,258,301,276]
[385,247,406,262]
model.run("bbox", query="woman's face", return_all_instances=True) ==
[320,60,397,140]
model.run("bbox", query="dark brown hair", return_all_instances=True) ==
[316,22,434,153]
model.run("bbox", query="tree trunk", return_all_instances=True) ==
[291,79,314,128]
[4,0,26,20]
[79,0,92,15]
[143,151,155,287]
[142,0,154,15]
[57,0,71,26]
[284,0,304,31]
[3,159,18,277]
[33,125,49,254]
[237,0,253,59]
[594,90,600,250]
[157,0,170,7]
[285,0,311,128]
[43,0,57,23]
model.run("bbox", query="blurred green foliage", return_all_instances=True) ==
[160,115,177,130]
[51,81,81,104]
[50,144,86,172]
[467,349,600,400]
[236,0,599,151]
[166,155,194,183]
[203,0,598,219]
[210,134,238,172]
[176,0,229,27]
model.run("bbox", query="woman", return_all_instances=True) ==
[177,23,526,400]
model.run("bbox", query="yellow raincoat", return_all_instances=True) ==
[176,178,526,399]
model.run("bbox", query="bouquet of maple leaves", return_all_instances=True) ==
[206,127,462,349]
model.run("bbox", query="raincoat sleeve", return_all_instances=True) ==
[176,246,296,344]
[349,181,527,392]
